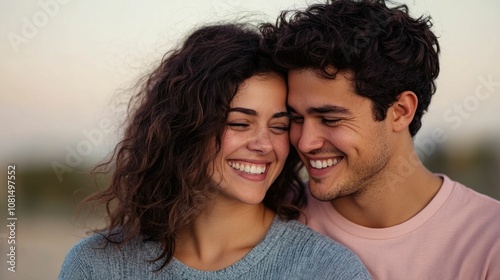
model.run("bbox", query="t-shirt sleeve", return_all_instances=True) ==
[486,240,500,280]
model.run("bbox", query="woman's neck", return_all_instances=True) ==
[175,200,275,271]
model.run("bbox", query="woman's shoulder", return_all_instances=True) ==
[58,231,155,280]
[274,219,343,250]
[67,230,131,254]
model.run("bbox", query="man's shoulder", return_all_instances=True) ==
[445,175,500,210]
[438,175,500,241]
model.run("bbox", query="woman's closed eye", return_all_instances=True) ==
[227,122,250,130]
[269,124,289,134]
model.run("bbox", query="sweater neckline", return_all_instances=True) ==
[167,215,283,277]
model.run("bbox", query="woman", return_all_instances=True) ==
[58,23,370,279]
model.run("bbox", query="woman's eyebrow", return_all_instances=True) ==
[229,108,290,118]
[272,112,291,119]
[229,107,257,116]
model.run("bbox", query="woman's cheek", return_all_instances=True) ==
[274,134,290,160]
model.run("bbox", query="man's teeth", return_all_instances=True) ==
[229,162,266,174]
[310,158,340,169]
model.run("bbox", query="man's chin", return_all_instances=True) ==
[309,181,337,201]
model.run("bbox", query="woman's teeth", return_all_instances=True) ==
[310,158,340,169]
[229,162,266,174]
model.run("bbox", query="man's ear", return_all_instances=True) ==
[391,91,418,132]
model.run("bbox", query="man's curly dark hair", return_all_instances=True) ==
[261,0,440,136]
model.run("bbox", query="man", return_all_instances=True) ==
[261,0,500,279]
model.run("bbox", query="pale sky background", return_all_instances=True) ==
[1,0,499,168]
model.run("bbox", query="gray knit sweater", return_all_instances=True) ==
[59,217,371,279]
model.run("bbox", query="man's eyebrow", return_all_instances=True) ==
[306,105,351,115]
[287,105,351,115]
[229,108,290,118]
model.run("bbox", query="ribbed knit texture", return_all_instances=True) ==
[59,217,371,279]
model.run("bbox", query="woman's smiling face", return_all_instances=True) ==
[211,73,290,205]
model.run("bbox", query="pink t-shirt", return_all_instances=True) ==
[301,175,500,280]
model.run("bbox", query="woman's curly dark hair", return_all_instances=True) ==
[261,0,440,136]
[85,23,305,270]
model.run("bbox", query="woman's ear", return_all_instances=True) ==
[390,91,418,132]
